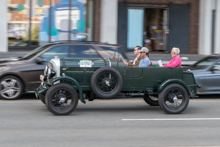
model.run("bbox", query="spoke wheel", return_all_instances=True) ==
[158,83,189,114]
[97,72,117,93]
[91,67,123,99]
[0,76,23,100]
[45,83,78,115]
[143,93,159,106]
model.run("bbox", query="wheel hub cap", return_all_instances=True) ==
[0,79,21,99]
[102,77,111,87]
[59,97,66,104]
[173,96,178,104]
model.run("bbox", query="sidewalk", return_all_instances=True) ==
[0,50,207,65]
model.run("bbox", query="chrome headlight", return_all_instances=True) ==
[44,65,48,76]
[40,74,47,82]
[47,68,56,79]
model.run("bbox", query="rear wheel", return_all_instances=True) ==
[158,83,189,114]
[143,93,159,106]
[45,83,78,115]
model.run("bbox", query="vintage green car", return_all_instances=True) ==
[35,51,197,115]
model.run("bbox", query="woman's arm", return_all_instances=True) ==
[164,57,181,68]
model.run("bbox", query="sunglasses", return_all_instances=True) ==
[140,52,145,53]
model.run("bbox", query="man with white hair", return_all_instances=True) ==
[163,47,181,68]
[139,47,151,67]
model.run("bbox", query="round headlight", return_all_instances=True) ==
[44,65,48,76]
[47,68,56,79]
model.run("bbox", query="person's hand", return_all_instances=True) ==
[123,61,128,66]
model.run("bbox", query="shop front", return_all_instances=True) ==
[118,0,199,54]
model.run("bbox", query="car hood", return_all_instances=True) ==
[0,57,21,64]
[0,58,31,67]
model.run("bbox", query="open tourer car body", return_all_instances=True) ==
[35,53,197,115]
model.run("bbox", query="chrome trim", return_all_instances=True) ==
[44,65,48,76]
[106,58,111,67]
[40,75,45,82]
[49,56,60,77]
[47,68,52,78]
[25,91,35,93]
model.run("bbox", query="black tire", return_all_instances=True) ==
[143,93,159,106]
[39,95,45,104]
[45,83,78,115]
[158,83,189,114]
[90,67,123,99]
[0,76,23,100]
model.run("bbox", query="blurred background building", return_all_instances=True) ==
[0,0,220,55]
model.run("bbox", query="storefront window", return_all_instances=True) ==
[8,0,30,46]
[8,0,93,49]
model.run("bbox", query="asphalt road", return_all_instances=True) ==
[1,94,220,147]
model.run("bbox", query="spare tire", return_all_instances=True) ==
[91,67,123,99]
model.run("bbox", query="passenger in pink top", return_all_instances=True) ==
[163,47,182,68]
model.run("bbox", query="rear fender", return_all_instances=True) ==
[157,79,195,97]
[50,76,85,104]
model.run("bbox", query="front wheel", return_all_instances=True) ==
[45,83,78,115]
[158,83,189,114]
[0,76,23,100]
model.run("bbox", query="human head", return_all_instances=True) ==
[134,46,141,56]
[139,47,149,58]
[171,47,180,57]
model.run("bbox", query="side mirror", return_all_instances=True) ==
[211,65,219,71]
[36,57,46,64]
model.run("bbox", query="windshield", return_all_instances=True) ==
[21,44,53,60]
[191,57,218,69]
[98,46,128,59]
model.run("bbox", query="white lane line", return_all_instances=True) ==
[122,118,220,121]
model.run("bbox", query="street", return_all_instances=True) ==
[0,94,220,147]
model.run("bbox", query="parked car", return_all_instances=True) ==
[35,54,197,115]
[0,41,127,100]
[10,40,39,47]
[184,54,220,94]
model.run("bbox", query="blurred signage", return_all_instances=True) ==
[39,0,86,43]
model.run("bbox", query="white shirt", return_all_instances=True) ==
[132,54,140,65]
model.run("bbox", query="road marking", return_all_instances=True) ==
[122,118,220,121]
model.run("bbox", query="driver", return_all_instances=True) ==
[123,46,142,67]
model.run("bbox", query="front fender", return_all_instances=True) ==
[50,76,85,104]
[157,79,195,97]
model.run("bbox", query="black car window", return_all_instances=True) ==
[69,45,100,58]
[98,46,127,59]
[191,57,218,69]
[21,44,53,60]
[40,46,69,61]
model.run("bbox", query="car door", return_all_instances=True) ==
[196,59,220,94]
[67,45,101,85]
[203,60,220,93]
[23,45,70,91]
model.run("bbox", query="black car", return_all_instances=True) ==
[0,41,127,100]
[184,54,220,94]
